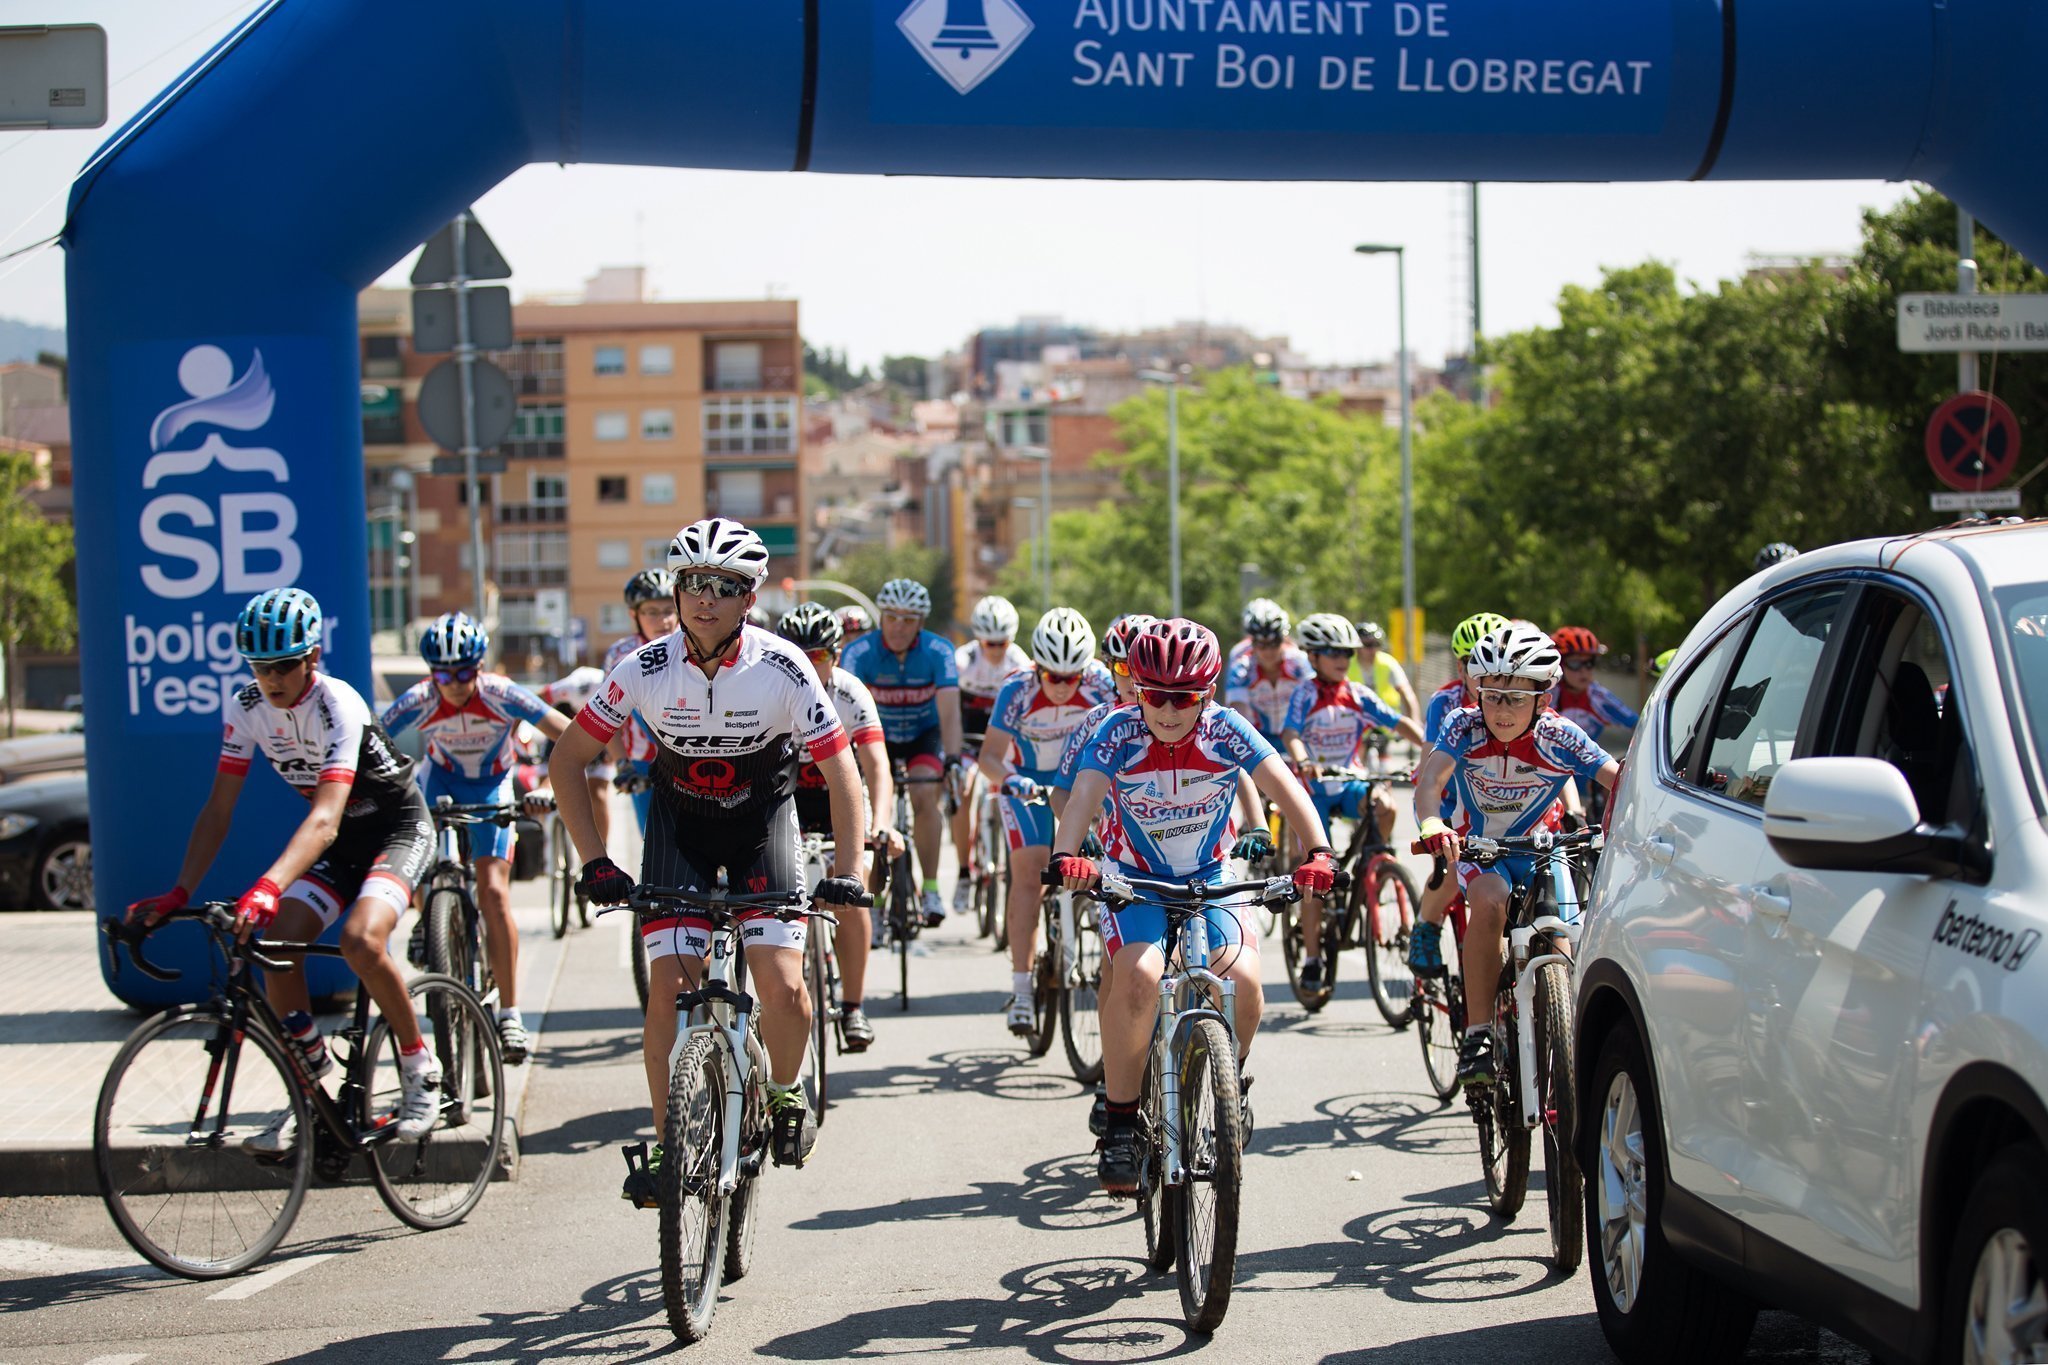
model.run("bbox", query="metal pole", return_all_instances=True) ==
[1397,249,1416,672]
[405,475,421,648]
[453,211,487,623]
[1959,205,1979,395]
[1039,448,1053,608]
[1167,381,1182,617]
[1470,183,1485,407]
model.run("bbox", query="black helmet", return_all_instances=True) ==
[1753,542,1799,572]
[779,602,842,651]
[624,569,673,606]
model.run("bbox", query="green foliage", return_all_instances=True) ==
[831,540,956,631]
[0,448,75,731]
[881,355,930,398]
[802,342,870,396]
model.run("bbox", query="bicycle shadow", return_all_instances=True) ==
[759,1254,1202,1363]
[792,1151,1128,1235]
[1318,1313,1607,1362]
[518,1107,648,1158]
[532,1032,643,1068]
[832,1048,1091,1107]
[1252,1089,1477,1160]
[1231,1202,1565,1304]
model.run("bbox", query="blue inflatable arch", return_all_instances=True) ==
[67,0,2045,1001]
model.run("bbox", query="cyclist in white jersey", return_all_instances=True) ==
[952,595,1031,915]
[128,588,444,1144]
[604,570,679,834]
[549,519,868,1199]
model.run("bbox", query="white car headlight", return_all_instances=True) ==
[0,813,38,840]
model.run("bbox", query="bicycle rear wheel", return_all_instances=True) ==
[362,973,505,1230]
[548,818,573,939]
[1139,1051,1176,1273]
[1415,913,1466,1101]
[974,799,1000,940]
[1535,960,1583,1273]
[891,851,914,1010]
[661,1033,729,1343]
[1477,1009,1530,1219]
[1280,908,1328,1014]
[1060,899,1105,1085]
[1028,895,1060,1058]
[802,927,830,1124]
[1361,856,1422,1029]
[1175,1017,1243,1333]
[991,831,1012,954]
[95,1007,312,1279]
[631,918,651,1014]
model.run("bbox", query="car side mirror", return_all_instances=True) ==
[1762,756,1979,880]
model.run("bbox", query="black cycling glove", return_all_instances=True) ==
[577,857,635,905]
[813,875,869,906]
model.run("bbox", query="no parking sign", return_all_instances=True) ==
[1926,391,2021,491]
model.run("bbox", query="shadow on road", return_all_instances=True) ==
[833,1048,1090,1107]
[1320,1312,1607,1362]
[1253,1089,1475,1161]
[520,1107,648,1157]
[0,1225,414,1315]
[793,1151,1127,1235]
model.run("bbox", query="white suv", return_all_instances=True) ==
[1577,520,2048,1365]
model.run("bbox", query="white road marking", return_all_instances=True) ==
[0,1238,142,1276]
[204,1252,333,1300]
[82,1355,149,1365]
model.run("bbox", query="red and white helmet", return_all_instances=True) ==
[1103,612,1161,663]
[1129,618,1222,690]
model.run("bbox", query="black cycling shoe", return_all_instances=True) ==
[1456,1030,1498,1087]
[1238,1073,1255,1145]
[840,1006,875,1053]
[769,1090,817,1169]
[1299,957,1325,994]
[620,1141,662,1210]
[1087,1087,1108,1138]
[1097,1123,1145,1197]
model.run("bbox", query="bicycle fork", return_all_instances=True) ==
[1155,966,1237,1186]
[1506,916,1578,1131]
[667,981,754,1199]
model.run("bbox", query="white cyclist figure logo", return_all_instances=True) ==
[144,344,287,488]
[899,0,1034,94]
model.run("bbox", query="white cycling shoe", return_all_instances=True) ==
[242,1112,297,1156]
[394,1062,444,1140]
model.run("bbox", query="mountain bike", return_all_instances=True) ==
[608,883,847,1343]
[95,905,503,1278]
[1276,768,1422,1021]
[797,829,843,1124]
[1424,826,1601,1274]
[1072,868,1300,1333]
[420,799,523,1007]
[546,807,591,939]
[1407,867,1469,1104]
[1008,789,1103,1080]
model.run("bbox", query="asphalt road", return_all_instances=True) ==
[2,872,1870,1364]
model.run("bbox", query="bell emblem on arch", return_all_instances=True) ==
[934,0,1000,56]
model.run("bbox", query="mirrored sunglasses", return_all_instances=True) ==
[1108,659,1132,677]
[677,571,752,599]
[1563,656,1597,670]
[432,666,479,685]
[1139,687,1205,710]
[249,655,311,678]
[1039,669,1082,687]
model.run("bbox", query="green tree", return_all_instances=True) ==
[0,448,75,735]
[881,355,929,398]
[829,540,955,632]
[802,342,870,396]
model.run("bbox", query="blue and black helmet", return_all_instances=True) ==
[420,612,489,668]
[236,587,323,661]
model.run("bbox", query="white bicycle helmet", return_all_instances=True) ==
[1296,613,1362,652]
[1242,597,1290,641]
[420,612,489,667]
[969,595,1020,642]
[1467,622,1562,687]
[667,517,770,589]
[1031,607,1096,672]
[875,578,932,617]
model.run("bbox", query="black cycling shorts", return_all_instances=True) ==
[885,724,945,777]
[638,794,805,957]
[288,786,434,928]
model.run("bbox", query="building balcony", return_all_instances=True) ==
[708,365,797,393]
[496,503,567,525]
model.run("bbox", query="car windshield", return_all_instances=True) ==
[1994,582,2048,791]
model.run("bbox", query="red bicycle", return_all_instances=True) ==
[1281,767,1425,1025]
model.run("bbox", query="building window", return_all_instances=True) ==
[594,411,629,442]
[508,403,565,459]
[641,408,675,440]
[530,473,567,507]
[489,337,564,396]
[642,472,676,505]
[493,530,568,587]
[599,602,631,634]
[997,409,1049,447]
[711,469,765,519]
[640,344,674,376]
[594,345,626,376]
[363,334,402,379]
[597,538,631,570]
[703,396,796,454]
[597,476,628,503]
[643,539,670,568]
[711,342,763,391]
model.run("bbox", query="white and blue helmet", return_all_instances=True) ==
[421,612,489,668]
[236,588,322,662]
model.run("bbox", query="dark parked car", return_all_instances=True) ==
[0,771,92,911]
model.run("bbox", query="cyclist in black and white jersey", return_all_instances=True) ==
[127,588,441,1145]
[550,519,869,1201]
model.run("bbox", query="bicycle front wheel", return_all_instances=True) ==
[1477,1013,1531,1219]
[95,1007,311,1279]
[424,886,475,992]
[1028,896,1060,1058]
[661,1033,730,1343]
[1361,856,1422,1030]
[631,918,651,1014]
[1060,899,1105,1085]
[891,851,914,1010]
[1175,1017,1243,1333]
[1280,909,1327,1014]
[802,926,830,1124]
[1535,960,1583,1273]
[1139,1051,1176,1273]
[362,973,505,1230]
[1415,913,1466,1102]
[548,818,573,939]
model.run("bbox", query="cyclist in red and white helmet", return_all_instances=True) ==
[1051,618,1333,1195]
[1548,625,1639,749]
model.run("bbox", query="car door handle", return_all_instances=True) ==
[1646,837,1675,866]
[1743,884,1792,920]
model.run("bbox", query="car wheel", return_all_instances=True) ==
[1584,1021,1756,1364]
[1945,1147,2048,1365]
[33,829,93,911]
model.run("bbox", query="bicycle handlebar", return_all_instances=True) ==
[1407,827,1604,865]
[1051,868,1301,910]
[430,798,526,826]
[103,902,323,981]
[599,883,860,922]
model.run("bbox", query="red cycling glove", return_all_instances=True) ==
[1293,847,1338,895]
[128,886,189,923]
[235,878,283,929]
[1052,855,1098,886]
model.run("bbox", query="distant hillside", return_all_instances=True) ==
[0,317,65,366]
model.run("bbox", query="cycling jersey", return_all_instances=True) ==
[988,671,1113,849]
[542,666,616,779]
[795,666,885,830]
[1281,678,1405,767]
[602,635,663,765]
[1077,702,1275,879]
[576,626,847,823]
[1054,699,1126,793]
[218,673,416,819]
[1550,680,1640,746]
[1222,646,1313,741]
[380,673,553,782]
[1423,680,1470,745]
[1433,708,1610,843]
[1354,652,1412,712]
[955,640,1030,743]
[841,629,960,745]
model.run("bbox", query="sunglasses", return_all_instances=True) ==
[1477,687,1543,707]
[1139,687,1206,710]
[1311,648,1355,660]
[1563,657,1596,669]
[806,648,837,665]
[432,666,480,685]
[677,571,752,599]
[249,655,310,678]
[1108,659,1131,677]
[1039,669,1082,687]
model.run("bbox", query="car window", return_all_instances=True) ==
[1663,622,1743,781]
[1994,582,2048,796]
[1823,589,1978,828]
[1700,585,1847,809]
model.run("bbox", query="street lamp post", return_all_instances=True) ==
[1017,446,1054,609]
[1011,496,1043,605]
[1138,369,1183,617]
[1355,244,1415,671]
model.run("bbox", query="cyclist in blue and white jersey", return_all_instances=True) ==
[1223,599,1313,743]
[951,595,1031,915]
[1052,619,1337,1194]
[841,578,961,926]
[977,608,1114,1036]
[1278,614,1429,994]
[1225,597,1285,671]
[1548,625,1640,748]
[1412,622,1616,1085]
[381,612,565,1063]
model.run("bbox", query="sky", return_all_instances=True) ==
[0,1,1918,373]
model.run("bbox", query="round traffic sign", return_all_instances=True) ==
[1926,390,2021,490]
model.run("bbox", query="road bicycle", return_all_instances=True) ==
[797,829,845,1124]
[546,807,592,940]
[609,883,846,1343]
[1423,826,1601,1275]
[875,761,944,1010]
[420,798,527,1008]
[95,905,503,1278]
[972,779,1009,945]
[1071,868,1300,1334]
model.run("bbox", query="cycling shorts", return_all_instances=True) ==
[1457,854,1535,895]
[886,725,946,778]
[1099,868,1254,962]
[997,793,1054,850]
[1307,777,1377,829]
[637,794,806,959]
[286,788,434,929]
[420,766,517,862]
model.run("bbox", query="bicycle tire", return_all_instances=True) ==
[892,850,914,1010]
[1028,894,1060,1058]
[974,798,1000,940]
[1140,1051,1177,1273]
[1059,898,1105,1085]
[661,1033,730,1343]
[1477,1012,1531,1219]
[424,885,473,991]
[992,834,1012,954]
[1361,855,1422,1030]
[725,1035,767,1283]
[1176,1017,1243,1334]
[1280,907,1329,1014]
[1535,960,1583,1274]
[803,927,830,1124]
[1415,913,1466,1102]
[95,1006,312,1279]
[362,973,505,1229]
[548,818,573,939]
[631,918,651,1015]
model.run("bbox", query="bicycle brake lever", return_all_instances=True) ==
[104,919,179,982]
